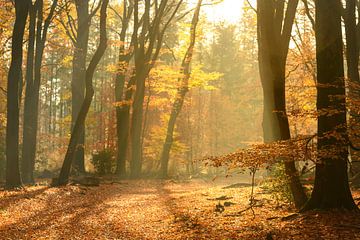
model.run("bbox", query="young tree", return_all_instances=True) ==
[159,0,203,178]
[56,0,109,186]
[6,0,30,189]
[257,0,308,208]
[303,0,357,210]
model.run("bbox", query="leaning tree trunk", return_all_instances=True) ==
[6,0,30,189]
[71,0,90,174]
[159,0,202,178]
[257,0,307,209]
[302,0,357,210]
[56,0,108,186]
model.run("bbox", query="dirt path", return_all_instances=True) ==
[1,179,360,239]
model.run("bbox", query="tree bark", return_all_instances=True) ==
[6,0,30,189]
[257,0,308,209]
[21,2,36,184]
[21,0,57,184]
[302,0,357,210]
[344,0,360,186]
[159,0,202,178]
[115,0,133,177]
[56,0,108,186]
[129,0,183,178]
[71,0,90,174]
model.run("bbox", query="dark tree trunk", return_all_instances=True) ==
[302,0,357,210]
[21,0,58,184]
[257,0,308,209]
[21,2,36,184]
[56,0,108,186]
[71,0,90,174]
[159,0,202,178]
[130,67,148,178]
[6,0,30,189]
[115,1,133,177]
[344,0,360,186]
[115,76,134,176]
[129,0,183,178]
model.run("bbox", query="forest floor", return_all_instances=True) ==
[1,178,360,240]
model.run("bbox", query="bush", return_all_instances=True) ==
[91,149,115,175]
[261,163,293,205]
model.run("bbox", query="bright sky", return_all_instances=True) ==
[202,0,256,23]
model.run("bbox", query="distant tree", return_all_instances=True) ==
[6,0,30,189]
[257,0,308,209]
[302,0,357,210]
[56,0,109,186]
[159,0,203,178]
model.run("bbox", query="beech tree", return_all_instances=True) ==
[129,0,183,178]
[344,0,360,186]
[6,0,30,189]
[159,0,203,178]
[56,0,109,186]
[21,0,58,184]
[257,0,307,208]
[113,0,134,177]
[303,0,357,210]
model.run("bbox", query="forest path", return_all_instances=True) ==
[1,179,360,239]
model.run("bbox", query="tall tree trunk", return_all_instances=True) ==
[159,0,202,178]
[115,76,134,176]
[6,0,30,189]
[130,67,148,178]
[56,0,108,186]
[21,2,36,184]
[345,0,360,186]
[129,0,183,178]
[71,0,90,174]
[21,0,58,184]
[302,0,357,210]
[115,0,133,177]
[257,0,308,209]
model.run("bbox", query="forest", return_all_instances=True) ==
[1,0,360,239]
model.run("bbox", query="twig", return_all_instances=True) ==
[0,86,6,94]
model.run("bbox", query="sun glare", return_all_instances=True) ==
[203,0,256,23]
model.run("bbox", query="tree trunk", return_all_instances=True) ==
[21,0,58,184]
[56,0,108,186]
[6,0,30,189]
[21,2,36,184]
[71,0,90,174]
[302,0,357,210]
[344,0,360,186]
[115,76,135,176]
[159,0,202,178]
[130,68,147,178]
[257,0,308,209]
[115,1,133,177]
